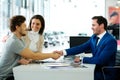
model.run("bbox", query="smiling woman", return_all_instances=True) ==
[23,14,45,53]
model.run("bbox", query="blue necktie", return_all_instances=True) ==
[95,37,99,47]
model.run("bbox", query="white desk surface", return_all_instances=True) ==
[13,62,95,80]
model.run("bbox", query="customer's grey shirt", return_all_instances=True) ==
[0,34,25,79]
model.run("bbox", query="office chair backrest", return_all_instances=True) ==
[115,50,120,66]
[102,66,120,80]
[115,40,120,65]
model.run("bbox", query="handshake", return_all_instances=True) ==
[52,50,81,63]
[51,50,64,60]
[18,50,81,65]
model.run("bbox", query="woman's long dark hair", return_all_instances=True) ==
[28,15,45,35]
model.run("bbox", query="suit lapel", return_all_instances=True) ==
[97,32,108,47]
[95,32,108,53]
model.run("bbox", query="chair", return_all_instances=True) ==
[115,50,120,66]
[102,50,120,80]
[102,66,120,80]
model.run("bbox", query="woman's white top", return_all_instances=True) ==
[28,31,39,52]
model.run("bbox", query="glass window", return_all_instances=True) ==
[0,0,106,53]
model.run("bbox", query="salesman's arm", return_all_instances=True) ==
[19,48,60,60]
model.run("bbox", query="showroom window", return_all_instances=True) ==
[0,0,107,53]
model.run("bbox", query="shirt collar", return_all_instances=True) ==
[97,31,106,39]
[30,31,39,34]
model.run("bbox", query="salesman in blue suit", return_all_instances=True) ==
[55,16,117,80]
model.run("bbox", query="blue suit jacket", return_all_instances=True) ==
[66,32,117,80]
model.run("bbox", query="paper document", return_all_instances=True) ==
[46,63,70,67]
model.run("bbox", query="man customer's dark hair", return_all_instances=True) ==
[10,15,26,32]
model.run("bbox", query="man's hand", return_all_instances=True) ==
[53,50,63,55]
[74,56,81,63]
[51,53,61,60]
[18,58,32,65]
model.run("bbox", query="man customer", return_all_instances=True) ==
[55,16,117,80]
[0,15,60,80]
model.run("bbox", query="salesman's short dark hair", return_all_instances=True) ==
[92,16,108,30]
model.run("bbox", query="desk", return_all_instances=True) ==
[13,62,95,80]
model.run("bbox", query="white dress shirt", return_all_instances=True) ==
[97,31,106,45]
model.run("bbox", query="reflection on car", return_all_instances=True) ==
[43,31,69,48]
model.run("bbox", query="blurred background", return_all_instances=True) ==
[0,0,120,54]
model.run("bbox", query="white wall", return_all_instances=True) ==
[47,0,105,36]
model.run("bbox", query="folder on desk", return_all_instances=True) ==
[31,60,55,64]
